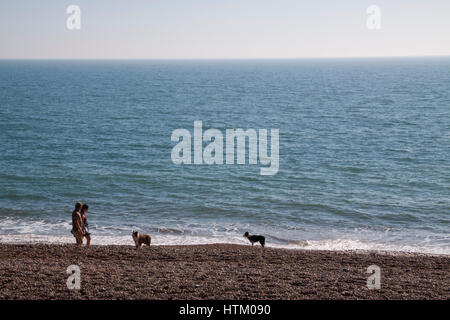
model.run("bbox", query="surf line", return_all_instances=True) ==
[171,121,279,175]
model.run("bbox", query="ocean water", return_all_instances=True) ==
[0,58,449,254]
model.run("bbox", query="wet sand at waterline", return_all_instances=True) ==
[0,244,448,300]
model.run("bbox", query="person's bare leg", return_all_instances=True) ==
[86,234,91,246]
[75,232,83,246]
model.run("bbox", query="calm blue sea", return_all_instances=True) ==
[0,58,449,254]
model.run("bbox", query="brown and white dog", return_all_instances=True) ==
[132,230,151,249]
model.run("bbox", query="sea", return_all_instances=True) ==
[0,58,449,254]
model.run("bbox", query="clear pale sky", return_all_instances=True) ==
[0,0,449,59]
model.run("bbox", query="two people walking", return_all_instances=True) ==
[71,202,91,246]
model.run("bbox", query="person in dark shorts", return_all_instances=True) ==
[80,204,91,246]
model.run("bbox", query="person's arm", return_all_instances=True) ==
[72,213,78,230]
[78,213,84,230]
[73,213,82,231]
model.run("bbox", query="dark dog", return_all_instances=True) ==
[132,230,151,249]
[243,232,265,248]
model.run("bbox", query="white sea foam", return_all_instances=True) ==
[0,233,448,255]
[0,217,448,255]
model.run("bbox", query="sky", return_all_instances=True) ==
[0,0,449,59]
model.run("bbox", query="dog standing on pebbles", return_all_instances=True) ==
[132,230,151,249]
